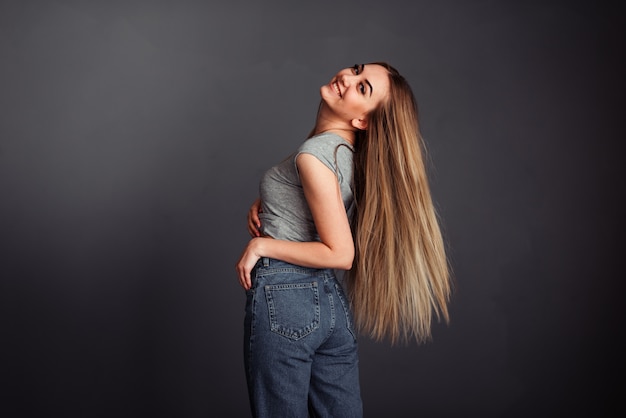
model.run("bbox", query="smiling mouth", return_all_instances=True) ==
[332,81,342,98]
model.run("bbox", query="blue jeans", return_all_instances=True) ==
[244,257,363,418]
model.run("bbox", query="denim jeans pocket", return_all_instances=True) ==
[264,281,320,340]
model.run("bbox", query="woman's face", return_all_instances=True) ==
[320,64,390,129]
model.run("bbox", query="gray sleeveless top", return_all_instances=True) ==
[258,132,355,242]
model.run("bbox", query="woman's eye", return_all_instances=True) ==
[353,64,360,74]
[359,83,365,94]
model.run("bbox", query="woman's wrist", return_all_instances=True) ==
[250,236,267,259]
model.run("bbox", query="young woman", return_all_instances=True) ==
[236,62,451,417]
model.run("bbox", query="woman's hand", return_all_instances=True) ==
[247,198,262,237]
[236,237,263,290]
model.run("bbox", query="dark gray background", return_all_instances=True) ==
[1,0,623,417]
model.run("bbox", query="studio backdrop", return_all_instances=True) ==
[0,1,622,417]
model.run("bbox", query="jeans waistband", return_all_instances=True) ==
[255,257,335,278]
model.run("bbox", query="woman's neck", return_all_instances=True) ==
[313,102,357,144]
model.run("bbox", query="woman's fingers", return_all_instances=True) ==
[247,198,262,237]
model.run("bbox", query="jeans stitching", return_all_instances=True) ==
[265,282,320,340]
[334,282,356,340]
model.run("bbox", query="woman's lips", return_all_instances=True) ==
[332,81,342,98]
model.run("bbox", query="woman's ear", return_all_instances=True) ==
[351,118,368,130]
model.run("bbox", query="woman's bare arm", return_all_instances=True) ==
[236,153,354,289]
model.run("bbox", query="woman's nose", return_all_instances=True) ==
[340,74,355,86]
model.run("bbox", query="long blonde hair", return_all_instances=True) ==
[347,62,452,345]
